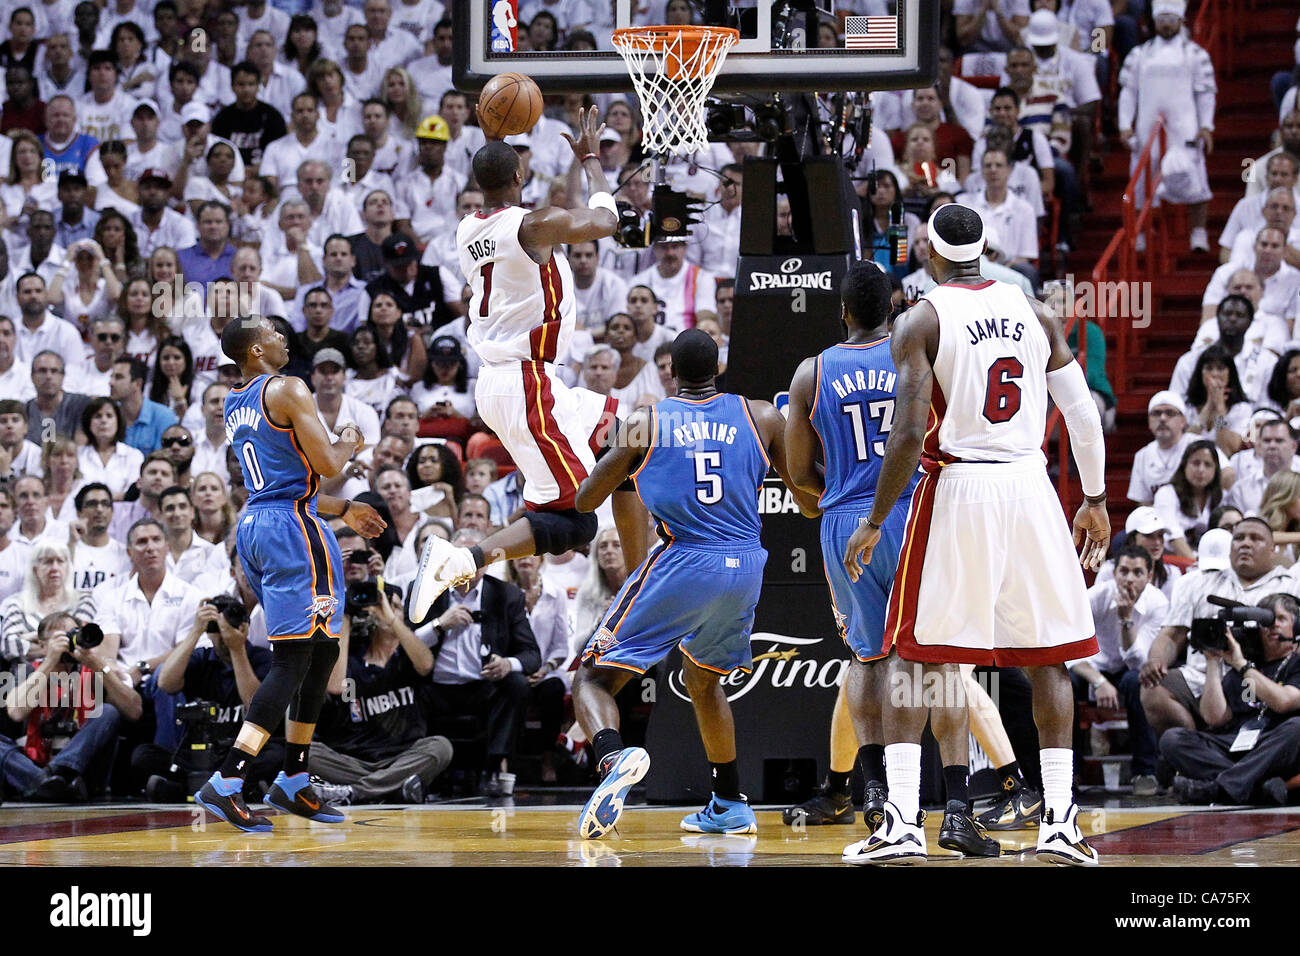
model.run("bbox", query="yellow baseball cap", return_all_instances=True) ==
[415,115,451,141]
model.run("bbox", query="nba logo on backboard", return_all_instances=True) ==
[490,0,518,52]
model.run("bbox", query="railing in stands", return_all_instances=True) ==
[1043,118,1170,512]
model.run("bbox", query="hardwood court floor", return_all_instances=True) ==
[0,803,1297,866]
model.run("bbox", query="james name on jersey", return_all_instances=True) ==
[966,316,1027,346]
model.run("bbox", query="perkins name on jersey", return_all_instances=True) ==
[225,406,263,444]
[671,420,738,447]
[829,368,897,400]
[966,317,1026,346]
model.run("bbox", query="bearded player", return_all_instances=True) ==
[843,203,1109,866]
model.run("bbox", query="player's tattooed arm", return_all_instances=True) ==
[783,357,826,502]
[751,398,820,518]
[575,408,653,512]
[265,376,364,478]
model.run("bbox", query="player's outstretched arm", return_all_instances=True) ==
[845,303,935,580]
[750,398,820,518]
[265,376,363,479]
[575,408,653,513]
[783,358,826,503]
[520,105,618,252]
[1033,298,1110,570]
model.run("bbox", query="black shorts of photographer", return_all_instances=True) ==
[1160,593,1300,805]
[130,594,283,802]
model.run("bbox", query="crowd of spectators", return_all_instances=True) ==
[0,1,1298,808]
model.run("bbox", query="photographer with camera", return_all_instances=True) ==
[1141,519,1298,742]
[131,594,278,801]
[1161,592,1300,805]
[0,611,141,801]
[309,556,453,805]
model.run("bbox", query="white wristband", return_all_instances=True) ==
[588,191,617,216]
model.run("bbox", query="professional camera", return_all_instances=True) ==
[175,700,218,723]
[1190,595,1273,662]
[204,594,249,634]
[59,622,103,665]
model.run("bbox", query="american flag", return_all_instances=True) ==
[844,15,898,50]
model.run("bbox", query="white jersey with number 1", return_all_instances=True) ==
[923,278,1050,465]
[458,205,577,368]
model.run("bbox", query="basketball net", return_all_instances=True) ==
[612,25,739,160]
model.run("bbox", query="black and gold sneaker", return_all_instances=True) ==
[781,783,855,826]
[975,787,1042,830]
[938,805,1001,857]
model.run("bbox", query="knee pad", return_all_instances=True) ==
[525,508,598,555]
[245,640,315,730]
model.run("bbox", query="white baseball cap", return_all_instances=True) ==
[1147,390,1187,417]
[1198,528,1232,571]
[1152,0,1187,19]
[1125,506,1168,537]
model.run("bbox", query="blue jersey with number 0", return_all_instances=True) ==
[224,374,319,508]
[632,394,770,546]
[810,338,919,512]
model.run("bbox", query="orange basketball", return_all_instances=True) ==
[476,72,544,140]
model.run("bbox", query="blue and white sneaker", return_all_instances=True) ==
[680,793,758,834]
[578,747,651,839]
[265,771,346,823]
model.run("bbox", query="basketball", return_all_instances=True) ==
[476,72,544,140]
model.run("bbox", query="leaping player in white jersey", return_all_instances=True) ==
[407,107,650,622]
[843,202,1111,866]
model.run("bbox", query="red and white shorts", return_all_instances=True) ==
[475,361,618,512]
[884,459,1098,666]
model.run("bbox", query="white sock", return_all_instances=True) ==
[884,743,922,823]
[1040,748,1074,819]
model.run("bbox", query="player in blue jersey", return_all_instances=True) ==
[783,261,999,860]
[192,316,387,832]
[569,329,819,839]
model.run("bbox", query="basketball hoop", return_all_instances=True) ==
[612,25,739,159]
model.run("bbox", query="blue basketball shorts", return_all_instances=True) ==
[582,539,767,675]
[236,505,345,641]
[820,502,909,662]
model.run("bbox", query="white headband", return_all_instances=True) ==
[927,206,986,262]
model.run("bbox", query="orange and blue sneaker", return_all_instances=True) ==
[194,772,273,832]
[578,747,651,839]
[265,771,346,823]
[680,794,758,834]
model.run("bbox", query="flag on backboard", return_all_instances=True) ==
[844,16,898,50]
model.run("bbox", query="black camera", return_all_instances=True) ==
[347,579,380,609]
[175,700,217,723]
[347,549,373,566]
[1190,595,1274,661]
[60,622,103,664]
[204,594,249,634]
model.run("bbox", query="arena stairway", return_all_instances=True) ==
[1060,0,1297,533]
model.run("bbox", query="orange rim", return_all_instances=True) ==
[612,25,739,81]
